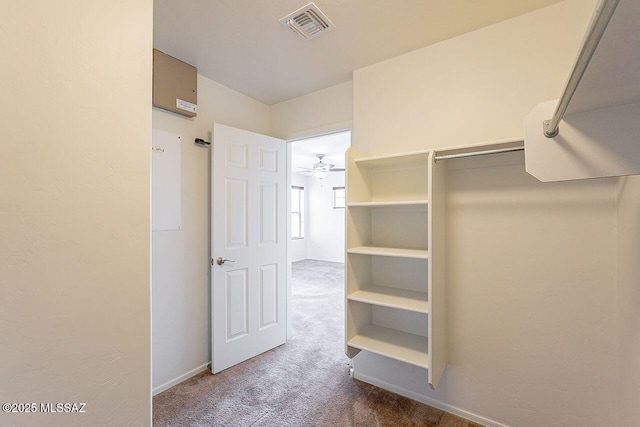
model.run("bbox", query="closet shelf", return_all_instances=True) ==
[354,150,430,168]
[348,324,429,369]
[347,200,428,208]
[347,246,428,259]
[348,286,428,314]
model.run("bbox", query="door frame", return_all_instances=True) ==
[285,121,352,340]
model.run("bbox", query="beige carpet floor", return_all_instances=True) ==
[153,260,481,427]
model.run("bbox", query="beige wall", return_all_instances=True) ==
[270,81,353,140]
[354,0,595,155]
[350,0,627,425]
[152,75,270,393]
[616,175,640,426]
[0,1,152,426]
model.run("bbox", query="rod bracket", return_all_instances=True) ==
[543,120,559,138]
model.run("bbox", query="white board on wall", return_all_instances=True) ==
[152,129,182,231]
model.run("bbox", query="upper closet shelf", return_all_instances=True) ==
[354,150,430,168]
[524,0,640,182]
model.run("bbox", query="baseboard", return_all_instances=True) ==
[353,372,509,427]
[153,362,211,396]
[303,257,345,264]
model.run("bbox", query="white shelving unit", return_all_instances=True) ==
[345,148,447,389]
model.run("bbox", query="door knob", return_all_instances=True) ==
[216,257,235,266]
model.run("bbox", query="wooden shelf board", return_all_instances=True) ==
[347,246,428,259]
[347,200,428,208]
[354,151,431,168]
[348,286,428,313]
[348,324,428,369]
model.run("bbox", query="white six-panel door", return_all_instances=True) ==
[211,123,287,373]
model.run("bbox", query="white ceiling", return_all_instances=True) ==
[291,131,351,173]
[154,0,564,105]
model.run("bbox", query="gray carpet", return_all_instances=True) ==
[153,259,480,427]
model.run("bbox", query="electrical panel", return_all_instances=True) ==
[152,49,197,118]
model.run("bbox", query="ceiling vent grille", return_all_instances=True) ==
[279,2,335,40]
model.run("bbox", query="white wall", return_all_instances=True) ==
[351,1,627,426]
[290,173,309,262]
[152,75,270,393]
[290,169,347,264]
[271,81,353,140]
[0,1,152,426]
[307,173,346,263]
[616,175,640,427]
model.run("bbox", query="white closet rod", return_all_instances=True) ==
[543,0,620,138]
[433,144,524,162]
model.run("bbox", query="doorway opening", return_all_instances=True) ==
[288,130,351,338]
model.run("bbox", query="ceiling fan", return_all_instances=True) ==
[297,154,344,180]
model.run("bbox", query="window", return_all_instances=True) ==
[291,186,305,239]
[333,187,345,209]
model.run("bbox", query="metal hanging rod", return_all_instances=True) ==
[434,145,524,162]
[543,0,620,138]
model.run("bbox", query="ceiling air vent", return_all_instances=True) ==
[279,2,335,40]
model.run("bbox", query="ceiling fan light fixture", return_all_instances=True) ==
[312,168,330,180]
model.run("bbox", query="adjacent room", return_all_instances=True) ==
[3,0,640,426]
[290,131,350,264]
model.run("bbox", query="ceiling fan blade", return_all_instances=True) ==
[330,168,345,172]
